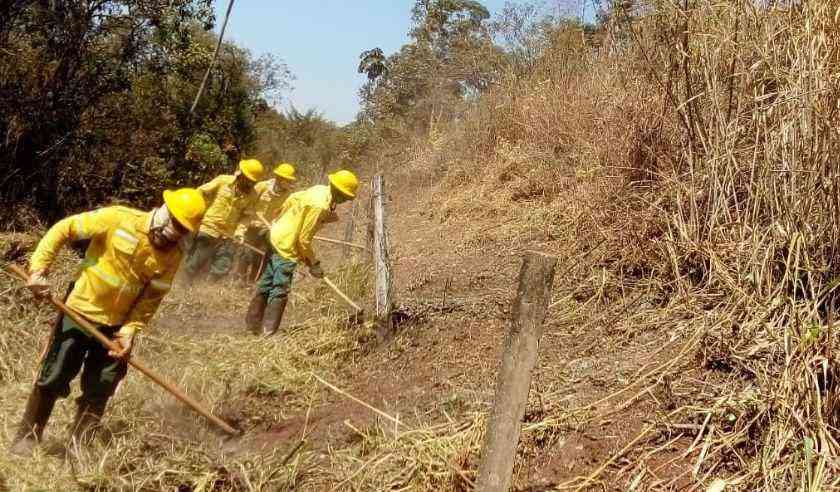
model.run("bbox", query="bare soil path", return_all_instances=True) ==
[151,171,693,489]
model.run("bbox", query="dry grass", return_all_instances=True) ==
[0,237,378,490]
[0,235,486,491]
[376,1,840,489]
[3,2,840,490]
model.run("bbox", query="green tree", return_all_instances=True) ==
[358,48,388,82]
[0,1,292,225]
[358,0,504,130]
[411,0,491,50]
[252,106,350,183]
[0,1,217,222]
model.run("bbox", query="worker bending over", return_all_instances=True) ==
[234,163,297,280]
[246,170,358,336]
[10,189,206,455]
[184,159,264,281]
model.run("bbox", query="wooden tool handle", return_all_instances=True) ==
[314,236,368,251]
[220,232,266,256]
[322,276,363,313]
[7,264,240,435]
[238,240,266,256]
[257,211,365,251]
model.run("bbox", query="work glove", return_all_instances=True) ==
[26,269,51,299]
[109,328,136,360]
[308,262,325,279]
[256,213,272,229]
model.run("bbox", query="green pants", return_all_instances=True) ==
[236,227,269,279]
[185,232,234,279]
[36,315,127,405]
[257,254,297,301]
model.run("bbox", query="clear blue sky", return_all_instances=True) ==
[213,1,593,125]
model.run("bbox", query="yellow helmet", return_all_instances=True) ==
[328,170,359,199]
[274,163,297,181]
[163,188,206,232]
[238,159,264,182]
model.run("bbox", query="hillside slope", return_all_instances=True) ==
[327,158,703,490]
[0,168,694,491]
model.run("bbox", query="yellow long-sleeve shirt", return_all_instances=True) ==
[234,179,291,241]
[29,206,181,335]
[269,185,332,265]
[197,174,257,239]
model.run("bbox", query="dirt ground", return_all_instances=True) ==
[334,175,693,489]
[142,167,701,490]
[0,166,705,490]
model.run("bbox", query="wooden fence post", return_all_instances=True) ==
[366,181,375,253]
[343,200,357,259]
[476,252,557,491]
[372,174,393,336]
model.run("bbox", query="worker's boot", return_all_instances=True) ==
[9,387,57,456]
[70,399,106,446]
[245,293,268,335]
[262,297,288,337]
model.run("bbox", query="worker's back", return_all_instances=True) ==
[269,185,332,264]
[30,205,181,328]
[253,179,291,223]
[198,175,256,238]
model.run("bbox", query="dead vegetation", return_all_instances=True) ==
[0,235,494,491]
[2,1,840,491]
[0,240,378,490]
[372,1,840,489]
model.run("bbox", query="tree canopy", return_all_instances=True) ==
[0,0,290,225]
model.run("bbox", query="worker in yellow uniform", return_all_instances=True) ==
[9,189,206,455]
[184,159,264,281]
[245,170,358,336]
[234,162,298,280]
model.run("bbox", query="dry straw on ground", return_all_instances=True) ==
[393,1,840,489]
[2,1,840,490]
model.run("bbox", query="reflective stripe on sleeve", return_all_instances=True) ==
[74,215,92,240]
[115,228,139,245]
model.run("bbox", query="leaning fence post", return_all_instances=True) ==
[372,174,393,336]
[476,252,557,491]
[366,181,375,253]
[343,200,357,259]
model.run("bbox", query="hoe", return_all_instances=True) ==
[6,263,241,436]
